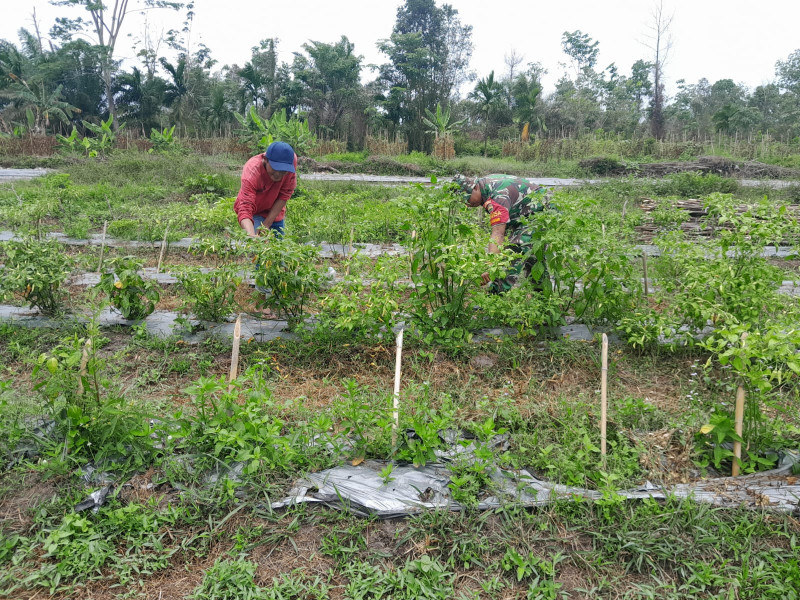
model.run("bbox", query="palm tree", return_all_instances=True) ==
[237,62,266,109]
[115,67,165,134]
[469,71,505,156]
[512,75,546,139]
[160,56,190,128]
[202,86,232,136]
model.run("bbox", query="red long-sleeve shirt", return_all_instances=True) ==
[233,154,297,223]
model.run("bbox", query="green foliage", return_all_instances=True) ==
[174,238,243,322]
[175,266,241,322]
[472,280,566,335]
[316,256,402,344]
[148,125,182,153]
[653,172,739,197]
[421,103,465,138]
[183,173,231,196]
[193,196,237,234]
[251,235,324,328]
[32,327,155,472]
[651,200,690,229]
[331,378,392,460]
[190,557,260,600]
[96,256,160,320]
[620,195,793,350]
[527,194,639,324]
[403,188,511,344]
[0,238,72,314]
[175,373,337,481]
[57,116,122,157]
[234,106,315,155]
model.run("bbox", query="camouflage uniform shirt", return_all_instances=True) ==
[474,174,550,243]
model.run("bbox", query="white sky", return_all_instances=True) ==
[1,0,799,97]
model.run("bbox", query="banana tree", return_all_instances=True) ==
[422,103,465,139]
[3,77,80,134]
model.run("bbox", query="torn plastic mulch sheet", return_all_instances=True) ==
[269,451,800,519]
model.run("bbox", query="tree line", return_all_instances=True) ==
[1,0,800,154]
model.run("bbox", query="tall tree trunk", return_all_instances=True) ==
[483,115,490,157]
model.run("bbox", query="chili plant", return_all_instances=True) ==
[402,189,510,343]
[175,237,242,322]
[0,238,72,314]
[96,257,160,320]
[525,194,639,325]
[317,255,403,343]
[620,195,793,349]
[250,234,324,329]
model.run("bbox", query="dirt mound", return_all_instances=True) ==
[581,154,800,179]
[578,156,628,175]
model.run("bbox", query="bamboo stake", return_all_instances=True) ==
[96,220,108,273]
[600,333,608,457]
[642,252,649,297]
[76,338,92,396]
[732,385,745,477]
[346,227,354,276]
[391,328,404,449]
[732,332,748,477]
[227,314,242,393]
[156,225,169,273]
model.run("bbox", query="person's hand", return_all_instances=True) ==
[481,272,490,285]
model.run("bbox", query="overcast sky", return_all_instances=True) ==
[2,0,799,97]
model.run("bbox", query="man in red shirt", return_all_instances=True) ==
[234,141,297,238]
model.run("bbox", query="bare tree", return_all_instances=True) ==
[504,48,524,83]
[643,0,673,139]
[503,48,525,109]
[50,0,183,128]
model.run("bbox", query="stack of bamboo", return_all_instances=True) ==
[635,197,800,243]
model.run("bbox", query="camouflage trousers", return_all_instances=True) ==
[488,230,549,295]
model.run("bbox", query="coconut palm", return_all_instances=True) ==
[512,75,546,138]
[469,71,505,156]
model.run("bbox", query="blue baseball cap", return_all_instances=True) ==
[265,141,296,173]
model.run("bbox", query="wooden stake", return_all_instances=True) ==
[600,333,608,457]
[391,328,404,449]
[96,220,108,273]
[642,252,649,297]
[346,227,354,276]
[621,199,628,221]
[732,385,745,477]
[76,338,92,396]
[156,225,169,273]
[227,314,242,393]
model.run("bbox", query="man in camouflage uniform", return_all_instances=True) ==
[453,174,553,294]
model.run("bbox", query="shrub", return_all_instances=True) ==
[579,156,628,175]
[653,171,739,197]
[96,257,160,320]
[0,238,72,314]
[402,190,511,344]
[251,235,324,328]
